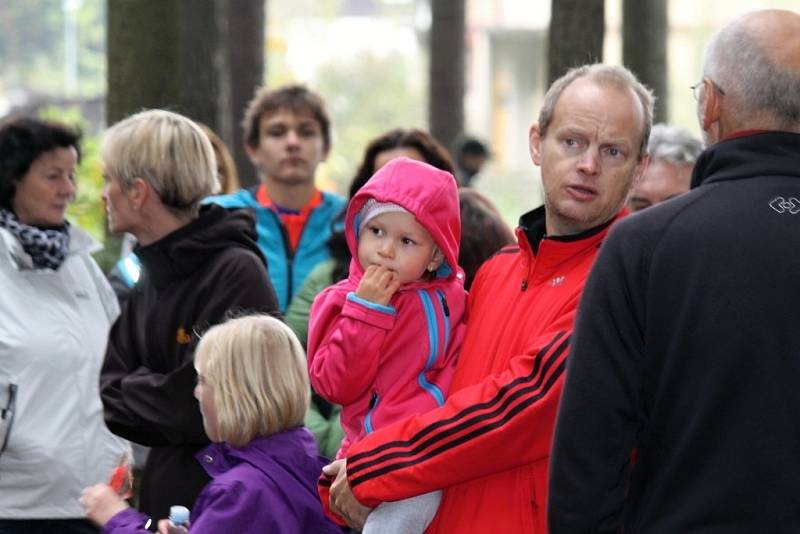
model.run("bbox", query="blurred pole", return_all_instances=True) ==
[623,0,668,122]
[428,0,465,153]
[63,0,83,96]
[219,0,265,188]
[548,0,604,85]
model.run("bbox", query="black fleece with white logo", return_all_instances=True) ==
[550,132,800,533]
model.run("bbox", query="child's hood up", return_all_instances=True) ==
[345,157,462,281]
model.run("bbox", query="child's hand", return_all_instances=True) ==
[108,454,133,499]
[356,265,401,306]
[157,519,190,534]
[80,484,130,527]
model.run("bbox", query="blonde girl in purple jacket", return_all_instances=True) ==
[81,316,342,534]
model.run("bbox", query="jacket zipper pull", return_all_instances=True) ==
[439,293,450,317]
[521,279,528,291]
[368,390,378,409]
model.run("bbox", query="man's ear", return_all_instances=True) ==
[244,143,260,166]
[529,123,544,166]
[700,78,722,133]
[321,138,331,161]
[633,153,650,184]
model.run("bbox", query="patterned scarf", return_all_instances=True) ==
[0,208,70,270]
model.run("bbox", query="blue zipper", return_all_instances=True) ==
[364,390,379,434]
[417,289,446,406]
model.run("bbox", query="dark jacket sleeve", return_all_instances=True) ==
[548,220,649,533]
[101,249,279,446]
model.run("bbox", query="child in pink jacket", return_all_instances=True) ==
[307,157,467,533]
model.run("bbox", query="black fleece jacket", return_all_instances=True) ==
[549,132,800,533]
[100,204,279,520]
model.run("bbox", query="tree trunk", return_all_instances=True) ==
[107,0,266,186]
[107,0,221,129]
[623,0,668,122]
[429,0,465,153]
[548,0,605,85]
[220,0,265,187]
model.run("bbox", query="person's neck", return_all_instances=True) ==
[718,111,800,140]
[261,178,316,210]
[134,205,194,246]
[544,211,618,240]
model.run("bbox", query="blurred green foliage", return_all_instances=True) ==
[313,50,425,190]
[0,0,105,97]
[266,0,426,192]
[11,0,428,269]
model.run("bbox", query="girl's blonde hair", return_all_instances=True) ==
[194,315,309,447]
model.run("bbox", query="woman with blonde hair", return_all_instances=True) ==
[108,122,239,305]
[97,110,279,521]
[83,316,343,533]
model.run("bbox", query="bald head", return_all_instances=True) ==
[703,9,800,134]
[739,10,800,71]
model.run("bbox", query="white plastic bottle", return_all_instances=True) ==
[168,505,191,532]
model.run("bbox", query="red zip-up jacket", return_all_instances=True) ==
[339,207,625,533]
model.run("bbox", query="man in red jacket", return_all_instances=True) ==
[323,63,653,533]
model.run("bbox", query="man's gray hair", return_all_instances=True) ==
[648,124,704,164]
[704,18,800,129]
[538,64,655,160]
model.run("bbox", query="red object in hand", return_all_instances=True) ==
[108,456,133,499]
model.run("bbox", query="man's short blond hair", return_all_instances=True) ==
[101,109,220,216]
[538,64,655,160]
[194,315,310,447]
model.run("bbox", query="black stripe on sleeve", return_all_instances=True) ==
[348,330,566,468]
[351,355,568,487]
[348,332,570,481]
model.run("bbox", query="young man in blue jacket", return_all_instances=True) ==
[209,84,345,312]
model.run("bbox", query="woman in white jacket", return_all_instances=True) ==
[0,118,129,534]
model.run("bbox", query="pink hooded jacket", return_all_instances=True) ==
[307,157,467,457]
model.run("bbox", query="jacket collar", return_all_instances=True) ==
[691,131,800,189]
[514,206,624,283]
[196,427,316,478]
[0,224,98,271]
[517,205,621,256]
[135,204,260,289]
